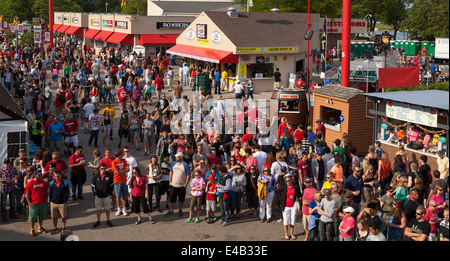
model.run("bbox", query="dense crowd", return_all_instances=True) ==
[0,33,448,241]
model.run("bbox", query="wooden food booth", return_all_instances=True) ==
[271,89,309,128]
[311,85,374,156]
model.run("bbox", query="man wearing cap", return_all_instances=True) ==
[13,149,30,167]
[64,113,79,154]
[166,152,191,217]
[311,150,326,190]
[44,152,69,179]
[301,178,317,236]
[317,187,336,241]
[48,170,70,234]
[1,158,19,222]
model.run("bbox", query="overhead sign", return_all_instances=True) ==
[157,22,190,30]
[318,18,367,34]
[280,94,299,99]
[10,25,15,34]
[44,31,51,43]
[236,46,296,53]
[18,24,23,34]
[386,101,438,127]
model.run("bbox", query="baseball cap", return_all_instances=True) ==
[304,178,313,183]
[344,207,355,213]
[19,149,25,153]
[323,188,331,196]
[49,162,57,168]
[207,174,216,181]
[211,164,217,170]
[3,158,11,164]
[175,152,184,158]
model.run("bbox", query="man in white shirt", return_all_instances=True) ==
[233,80,244,109]
[122,146,138,209]
[253,144,267,174]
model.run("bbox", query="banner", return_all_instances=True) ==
[378,66,419,89]
[34,31,42,44]
[18,24,23,34]
[44,31,51,43]
[320,17,327,72]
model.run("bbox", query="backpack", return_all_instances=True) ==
[58,93,66,104]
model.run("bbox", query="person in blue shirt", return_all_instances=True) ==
[214,70,221,94]
[343,165,363,205]
[48,117,65,155]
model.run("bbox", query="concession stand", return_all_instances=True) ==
[311,85,374,156]
[167,9,321,92]
[364,90,449,170]
[270,89,308,127]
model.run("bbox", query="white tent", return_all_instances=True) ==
[0,83,29,162]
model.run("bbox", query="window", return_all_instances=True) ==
[321,106,342,131]
[7,131,28,161]
[247,63,274,78]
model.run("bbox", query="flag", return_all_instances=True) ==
[0,16,3,22]
[121,0,127,8]
[320,17,327,72]
[248,0,253,7]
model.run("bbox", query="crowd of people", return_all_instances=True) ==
[0,33,449,241]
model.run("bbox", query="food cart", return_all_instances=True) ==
[270,89,308,127]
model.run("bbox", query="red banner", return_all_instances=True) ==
[378,66,420,89]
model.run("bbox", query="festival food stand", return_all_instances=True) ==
[270,89,308,127]
[364,90,449,170]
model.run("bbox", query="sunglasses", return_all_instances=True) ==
[100,168,106,170]
[124,151,130,153]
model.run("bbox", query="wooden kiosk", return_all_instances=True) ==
[271,89,309,127]
[311,85,374,156]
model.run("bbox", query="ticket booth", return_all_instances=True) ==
[271,89,308,127]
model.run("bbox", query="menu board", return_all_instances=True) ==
[386,101,438,127]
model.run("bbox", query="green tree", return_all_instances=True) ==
[380,0,413,40]
[0,0,34,22]
[121,0,147,15]
[19,32,35,47]
[32,0,83,21]
[352,0,385,32]
[403,0,449,40]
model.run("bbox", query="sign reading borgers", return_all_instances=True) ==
[236,46,296,53]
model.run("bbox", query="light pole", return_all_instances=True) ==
[341,0,351,87]
[49,0,53,49]
[106,2,108,13]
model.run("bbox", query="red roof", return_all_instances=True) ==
[56,25,70,33]
[167,44,238,64]
[107,32,134,45]
[139,34,178,46]
[83,29,100,39]
[94,30,114,42]
[53,24,62,31]
[65,26,84,36]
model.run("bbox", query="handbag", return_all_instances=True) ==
[293,201,301,215]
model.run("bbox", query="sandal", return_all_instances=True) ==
[149,219,155,224]
[291,235,297,240]
[135,220,142,225]
[284,235,290,240]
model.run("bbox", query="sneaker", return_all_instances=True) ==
[38,227,47,233]
[185,218,192,223]
[195,217,200,223]
[115,208,122,216]
[122,208,129,216]
[165,210,174,217]
[212,215,217,221]
[277,219,283,223]
[92,221,101,228]
[223,222,229,227]
[106,220,114,227]
[30,229,36,237]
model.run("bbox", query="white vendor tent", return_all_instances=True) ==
[0,83,29,162]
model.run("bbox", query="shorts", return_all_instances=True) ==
[160,180,169,195]
[206,200,216,211]
[129,128,138,133]
[64,135,79,147]
[114,182,130,198]
[118,128,129,139]
[95,196,112,211]
[189,196,202,211]
[28,203,47,223]
[274,81,281,89]
[169,186,186,204]
[91,96,98,104]
[143,135,153,145]
[50,202,67,219]
[50,140,64,152]
[282,206,297,226]
[119,101,127,111]
[302,213,310,230]
[104,124,112,131]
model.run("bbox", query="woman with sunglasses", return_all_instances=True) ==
[258,166,277,223]
[127,167,155,224]
[276,174,302,240]
[428,184,446,217]
[246,166,259,218]
[386,199,407,241]
[230,165,246,220]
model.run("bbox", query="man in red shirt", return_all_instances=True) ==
[43,115,55,147]
[116,84,130,113]
[86,59,93,75]
[69,146,87,200]
[153,75,164,100]
[64,113,79,153]
[111,149,130,216]
[293,124,306,143]
[315,119,326,139]
[44,152,69,178]
[54,89,66,116]
[25,170,49,236]
[297,151,309,183]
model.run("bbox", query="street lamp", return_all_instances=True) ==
[381,30,391,68]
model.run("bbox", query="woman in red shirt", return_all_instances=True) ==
[126,167,155,224]
[276,175,302,240]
